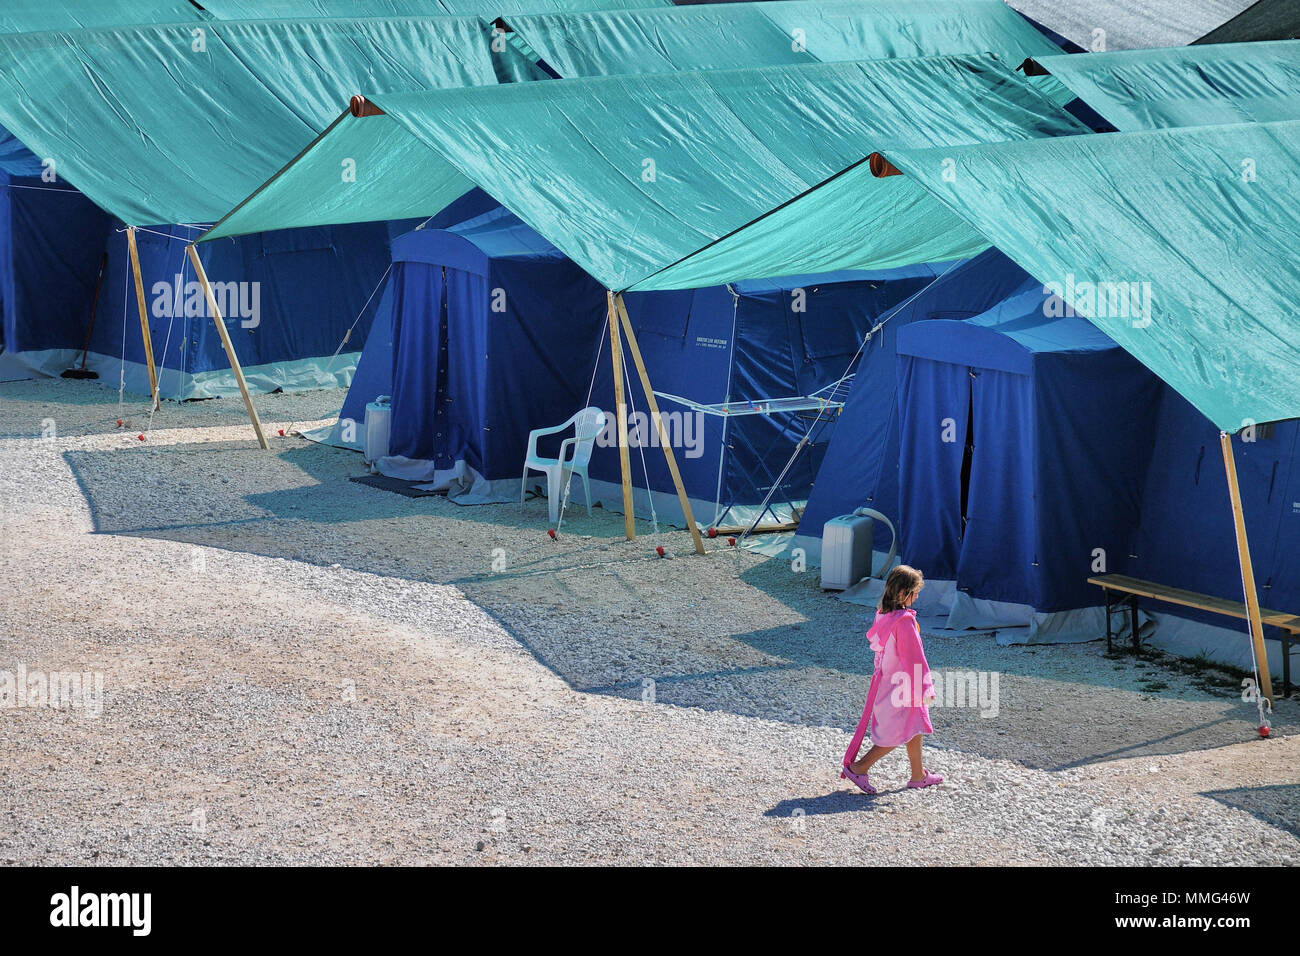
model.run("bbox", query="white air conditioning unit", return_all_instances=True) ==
[820,507,897,591]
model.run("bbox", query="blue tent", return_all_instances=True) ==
[375,206,609,499]
[893,274,1163,634]
[797,248,1035,561]
[588,265,946,528]
[0,119,434,400]
[0,175,413,399]
[58,221,398,400]
[1121,388,1300,668]
[329,189,506,443]
[365,206,944,521]
[805,249,1299,670]
[0,132,115,382]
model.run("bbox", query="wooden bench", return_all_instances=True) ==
[1088,573,1300,697]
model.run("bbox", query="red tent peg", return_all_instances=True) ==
[115,419,123,428]
[656,545,665,557]
[1259,725,1271,738]
[547,528,557,539]
[136,434,145,442]
[707,527,718,538]
[727,536,737,547]
[278,428,286,437]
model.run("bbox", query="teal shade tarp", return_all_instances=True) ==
[201,0,670,17]
[0,1,204,33]
[449,0,671,11]
[879,120,1300,431]
[1036,39,1300,129]
[206,55,1088,291]
[212,110,478,244]
[505,0,1065,76]
[0,17,530,225]
[0,0,669,33]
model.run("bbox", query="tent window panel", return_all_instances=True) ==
[622,289,692,341]
[258,227,337,256]
[797,297,868,361]
[798,276,939,363]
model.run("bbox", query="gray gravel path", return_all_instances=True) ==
[0,379,1295,865]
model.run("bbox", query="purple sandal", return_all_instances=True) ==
[907,770,944,789]
[841,764,877,795]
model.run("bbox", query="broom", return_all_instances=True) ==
[61,251,108,379]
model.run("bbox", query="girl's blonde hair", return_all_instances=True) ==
[879,565,924,613]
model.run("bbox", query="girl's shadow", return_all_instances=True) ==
[765,789,888,820]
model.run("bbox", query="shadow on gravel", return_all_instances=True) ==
[1202,783,1300,838]
[766,791,877,819]
[58,437,1300,774]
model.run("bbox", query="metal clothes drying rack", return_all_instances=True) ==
[654,374,855,531]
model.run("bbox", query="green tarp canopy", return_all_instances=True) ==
[0,17,537,225]
[1033,39,1300,129]
[503,0,1064,77]
[200,0,670,18]
[0,0,668,32]
[0,1,203,33]
[205,55,1087,291]
[874,119,1300,431]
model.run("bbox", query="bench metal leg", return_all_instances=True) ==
[1284,632,1292,699]
[1103,590,1113,652]
[1130,595,1140,650]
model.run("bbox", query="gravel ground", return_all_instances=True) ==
[0,378,1296,865]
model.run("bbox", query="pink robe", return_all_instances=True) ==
[843,608,934,762]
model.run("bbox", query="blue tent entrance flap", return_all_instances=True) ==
[797,248,1034,558]
[379,208,608,494]
[881,119,1300,432]
[323,190,503,444]
[895,270,1164,613]
[1032,40,1300,130]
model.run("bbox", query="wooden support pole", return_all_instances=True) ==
[125,227,161,410]
[607,292,636,540]
[186,244,269,450]
[1220,431,1274,705]
[614,293,706,556]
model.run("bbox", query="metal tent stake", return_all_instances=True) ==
[186,244,269,450]
[1220,430,1274,704]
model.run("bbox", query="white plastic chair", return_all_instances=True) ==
[522,406,607,523]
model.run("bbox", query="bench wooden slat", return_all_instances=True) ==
[1087,573,1300,633]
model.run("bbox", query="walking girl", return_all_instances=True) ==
[841,565,943,794]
